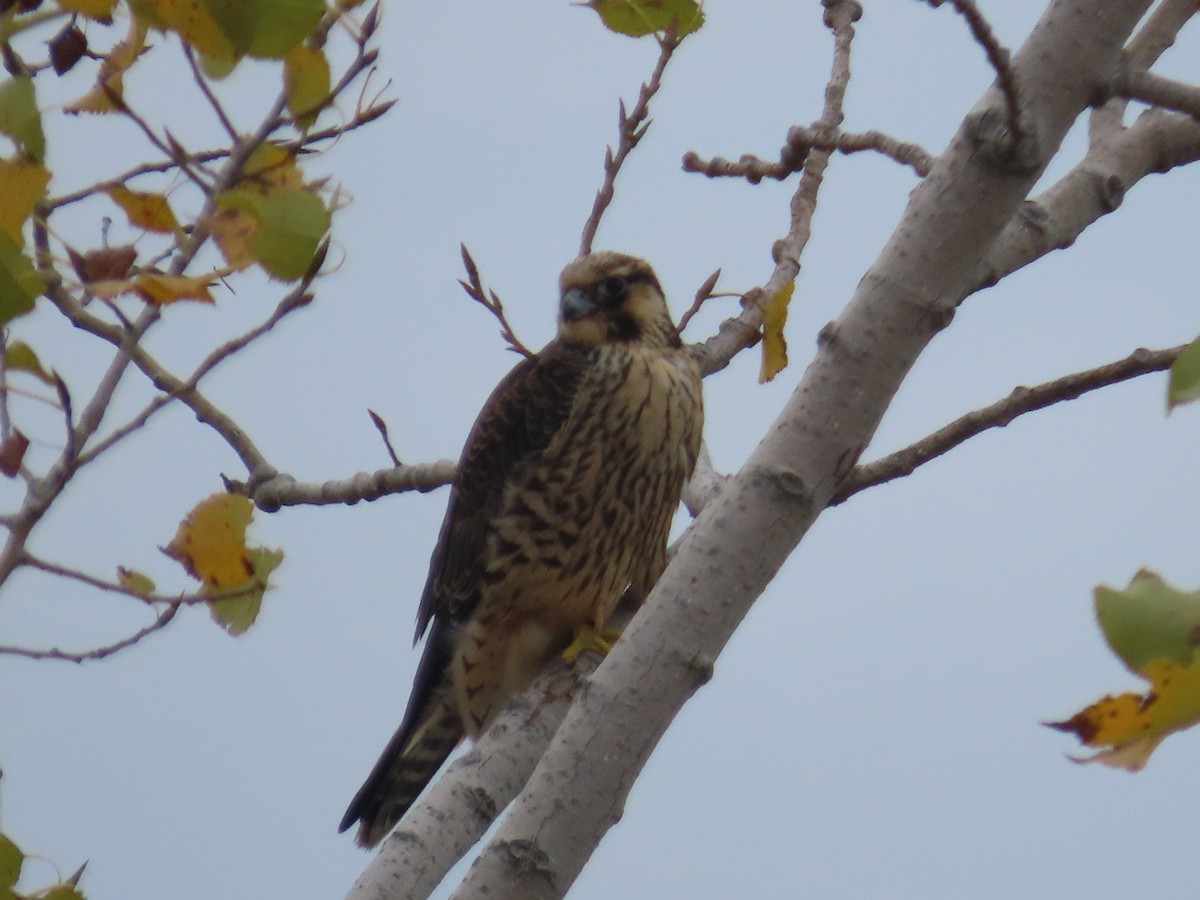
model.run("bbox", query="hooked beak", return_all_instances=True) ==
[561,288,596,322]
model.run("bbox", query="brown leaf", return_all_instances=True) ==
[49,24,88,75]
[68,245,137,283]
[0,429,29,477]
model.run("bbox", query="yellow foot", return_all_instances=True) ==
[562,624,622,664]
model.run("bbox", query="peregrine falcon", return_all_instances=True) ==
[340,252,704,848]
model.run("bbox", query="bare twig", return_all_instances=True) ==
[682,128,933,182]
[931,0,1029,164]
[22,553,223,607]
[785,124,935,177]
[183,43,239,143]
[690,0,863,379]
[675,268,722,333]
[77,277,317,467]
[832,344,1185,505]
[458,244,534,359]
[0,602,181,663]
[579,27,682,255]
[368,409,403,467]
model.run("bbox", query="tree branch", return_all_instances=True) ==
[578,28,681,256]
[689,0,860,379]
[1116,68,1200,119]
[969,107,1200,297]
[833,344,1184,504]
[0,602,181,663]
[682,126,933,182]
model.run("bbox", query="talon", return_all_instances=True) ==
[562,624,622,663]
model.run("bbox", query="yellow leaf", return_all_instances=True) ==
[758,281,794,383]
[1048,657,1200,771]
[242,143,304,193]
[132,0,237,70]
[163,493,256,589]
[284,45,331,129]
[134,272,214,304]
[162,493,283,637]
[58,0,119,21]
[0,160,49,245]
[1048,572,1200,771]
[205,205,257,272]
[105,185,179,234]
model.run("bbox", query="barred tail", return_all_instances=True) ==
[340,618,464,848]
[340,699,464,847]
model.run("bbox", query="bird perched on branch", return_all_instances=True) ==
[340,251,704,848]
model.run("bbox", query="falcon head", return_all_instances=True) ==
[557,252,681,348]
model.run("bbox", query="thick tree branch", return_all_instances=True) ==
[345,655,600,900]
[969,107,1200,297]
[1116,68,1200,119]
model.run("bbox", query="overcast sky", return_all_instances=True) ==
[4,2,1200,898]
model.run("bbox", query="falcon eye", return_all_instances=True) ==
[597,276,629,303]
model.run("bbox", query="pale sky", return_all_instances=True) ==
[4,2,1200,898]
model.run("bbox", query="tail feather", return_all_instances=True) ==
[340,700,464,847]
[340,617,464,848]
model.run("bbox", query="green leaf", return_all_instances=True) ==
[43,886,86,900]
[284,45,331,129]
[207,547,284,636]
[4,339,55,385]
[583,0,704,37]
[0,834,22,890]
[117,566,157,595]
[1095,570,1200,672]
[1168,335,1200,411]
[203,0,325,59]
[0,232,44,325]
[216,188,330,281]
[0,77,45,162]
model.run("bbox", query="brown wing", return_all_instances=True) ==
[413,341,589,641]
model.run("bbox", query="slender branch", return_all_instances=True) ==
[1116,68,1200,120]
[22,553,223,607]
[458,245,533,358]
[0,602,181,663]
[675,268,722,333]
[45,98,393,211]
[77,277,317,467]
[245,459,456,513]
[579,28,681,255]
[933,0,1029,163]
[832,344,1184,505]
[691,0,861,380]
[183,43,239,143]
[682,127,933,182]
